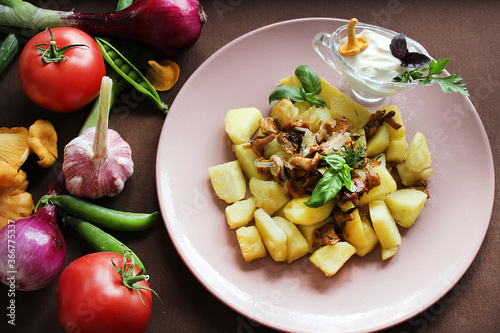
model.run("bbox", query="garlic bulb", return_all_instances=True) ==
[62,76,134,199]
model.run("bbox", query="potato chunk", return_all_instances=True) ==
[396,163,433,186]
[309,242,356,277]
[384,189,428,228]
[283,196,335,225]
[254,208,287,262]
[368,200,401,249]
[271,98,298,126]
[342,209,378,257]
[300,106,332,132]
[385,138,408,163]
[208,160,246,203]
[318,77,349,107]
[279,74,301,87]
[296,217,333,253]
[249,177,289,215]
[358,165,397,206]
[225,197,257,229]
[273,216,309,263]
[236,226,267,262]
[381,246,398,261]
[341,209,368,249]
[382,106,405,140]
[234,144,269,181]
[225,107,262,145]
[329,96,372,129]
[264,138,293,160]
[356,213,379,256]
[366,123,390,157]
[294,101,311,114]
[405,132,432,172]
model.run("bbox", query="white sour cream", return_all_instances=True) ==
[342,30,406,83]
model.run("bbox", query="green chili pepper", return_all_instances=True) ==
[95,37,168,114]
[0,34,18,76]
[61,211,147,273]
[41,194,159,232]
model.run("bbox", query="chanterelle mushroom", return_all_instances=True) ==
[0,120,58,229]
[339,18,369,56]
[146,59,180,91]
[0,126,30,170]
[0,160,24,187]
[0,164,34,228]
[27,119,58,168]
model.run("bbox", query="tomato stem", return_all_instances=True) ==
[111,251,162,306]
[35,28,88,64]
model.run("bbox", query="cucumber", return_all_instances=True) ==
[0,34,18,76]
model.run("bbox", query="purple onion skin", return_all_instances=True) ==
[0,203,66,291]
[66,0,207,55]
[0,170,67,291]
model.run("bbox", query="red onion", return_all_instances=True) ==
[70,0,207,55]
[0,0,207,55]
[0,171,66,291]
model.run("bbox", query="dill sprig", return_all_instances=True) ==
[339,143,367,169]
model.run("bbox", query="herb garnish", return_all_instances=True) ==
[341,143,367,169]
[269,65,327,107]
[390,33,431,68]
[390,34,468,96]
[393,58,469,96]
[305,144,366,208]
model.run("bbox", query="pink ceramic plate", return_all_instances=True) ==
[156,18,494,332]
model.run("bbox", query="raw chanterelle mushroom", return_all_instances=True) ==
[0,162,34,228]
[0,126,30,170]
[146,59,180,91]
[0,119,58,229]
[27,119,58,168]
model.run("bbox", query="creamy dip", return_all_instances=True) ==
[341,30,406,82]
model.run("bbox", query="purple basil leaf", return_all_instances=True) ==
[390,33,408,61]
[401,52,431,68]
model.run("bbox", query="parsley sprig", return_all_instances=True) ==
[393,58,469,96]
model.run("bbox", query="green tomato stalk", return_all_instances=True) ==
[111,250,161,305]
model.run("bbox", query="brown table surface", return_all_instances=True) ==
[1,0,499,332]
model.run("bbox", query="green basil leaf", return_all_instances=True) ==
[269,85,305,104]
[295,64,322,95]
[323,154,345,170]
[308,95,327,107]
[300,87,314,99]
[304,168,343,208]
[340,164,354,191]
[299,88,327,107]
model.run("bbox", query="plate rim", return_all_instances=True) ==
[156,17,496,333]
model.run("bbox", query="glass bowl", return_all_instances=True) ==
[313,22,431,110]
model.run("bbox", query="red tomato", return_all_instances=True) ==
[57,252,152,333]
[18,27,106,113]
